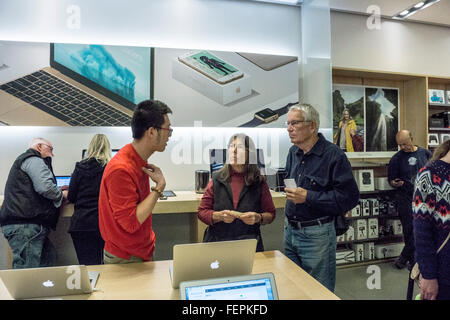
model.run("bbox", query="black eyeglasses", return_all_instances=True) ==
[285,120,311,127]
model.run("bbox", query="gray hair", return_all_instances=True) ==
[289,103,320,134]
[29,137,49,149]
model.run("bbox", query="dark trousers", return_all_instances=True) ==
[70,230,105,265]
[396,193,415,263]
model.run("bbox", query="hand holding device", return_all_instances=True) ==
[220,210,238,223]
[239,212,262,225]
[285,185,308,204]
[390,178,404,188]
[284,179,297,189]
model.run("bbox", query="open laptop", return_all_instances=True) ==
[209,149,266,175]
[169,239,257,289]
[180,272,279,300]
[55,175,71,187]
[0,43,153,126]
[0,265,99,299]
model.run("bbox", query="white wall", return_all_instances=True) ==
[330,11,450,77]
[0,126,293,193]
[0,0,301,56]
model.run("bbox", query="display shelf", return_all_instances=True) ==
[429,127,450,131]
[429,103,450,108]
[359,189,395,195]
[337,257,397,269]
[337,234,403,246]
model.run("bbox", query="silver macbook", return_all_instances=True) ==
[169,239,257,289]
[0,43,153,126]
[180,272,279,300]
[0,265,98,299]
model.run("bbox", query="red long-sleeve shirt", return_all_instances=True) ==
[98,143,155,261]
[198,170,276,225]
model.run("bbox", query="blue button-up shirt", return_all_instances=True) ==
[284,133,359,222]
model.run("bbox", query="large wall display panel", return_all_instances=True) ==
[0,41,298,128]
[332,84,399,158]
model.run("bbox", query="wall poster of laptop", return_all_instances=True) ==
[0,41,298,128]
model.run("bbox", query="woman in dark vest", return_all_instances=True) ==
[67,134,111,265]
[198,133,276,252]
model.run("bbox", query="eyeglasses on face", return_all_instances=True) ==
[40,143,54,151]
[157,127,173,134]
[285,120,311,127]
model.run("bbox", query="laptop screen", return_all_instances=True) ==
[55,176,71,187]
[51,43,153,110]
[184,275,276,300]
[209,149,266,175]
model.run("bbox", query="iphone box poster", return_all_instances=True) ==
[172,58,252,105]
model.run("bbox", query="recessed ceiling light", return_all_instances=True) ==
[392,0,440,20]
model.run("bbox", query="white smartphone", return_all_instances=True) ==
[284,179,297,189]
[178,50,244,84]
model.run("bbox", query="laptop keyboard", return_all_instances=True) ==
[0,70,132,126]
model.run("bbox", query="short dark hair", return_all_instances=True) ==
[131,100,172,139]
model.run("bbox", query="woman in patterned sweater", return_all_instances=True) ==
[413,140,450,300]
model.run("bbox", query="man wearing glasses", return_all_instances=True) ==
[0,138,68,269]
[99,100,172,264]
[283,104,359,292]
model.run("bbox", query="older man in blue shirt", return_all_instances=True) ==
[283,104,359,292]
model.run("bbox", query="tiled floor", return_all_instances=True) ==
[335,260,420,300]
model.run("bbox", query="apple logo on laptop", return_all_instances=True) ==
[42,280,54,288]
[210,260,219,270]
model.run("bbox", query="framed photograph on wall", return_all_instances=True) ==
[332,84,365,153]
[441,133,450,143]
[428,89,445,104]
[365,87,399,152]
[428,133,440,146]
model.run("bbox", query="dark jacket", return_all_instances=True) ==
[68,158,106,233]
[285,133,360,222]
[203,173,264,252]
[0,149,59,229]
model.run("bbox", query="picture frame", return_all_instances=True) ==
[428,133,440,146]
[441,133,450,143]
[332,84,399,158]
[429,89,445,104]
[446,91,450,104]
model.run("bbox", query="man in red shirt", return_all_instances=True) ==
[99,100,172,263]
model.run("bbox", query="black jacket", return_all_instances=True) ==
[68,158,106,233]
[0,149,59,229]
[203,172,264,252]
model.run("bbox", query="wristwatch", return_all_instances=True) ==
[151,186,163,198]
[239,102,298,127]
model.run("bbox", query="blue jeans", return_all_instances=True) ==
[1,224,56,269]
[284,217,337,292]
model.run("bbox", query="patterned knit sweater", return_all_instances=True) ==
[413,160,450,286]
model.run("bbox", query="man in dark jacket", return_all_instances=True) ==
[284,104,359,292]
[0,138,67,269]
[388,130,431,270]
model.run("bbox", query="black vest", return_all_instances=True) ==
[203,173,264,252]
[0,149,59,229]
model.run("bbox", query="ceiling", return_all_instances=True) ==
[329,0,450,27]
